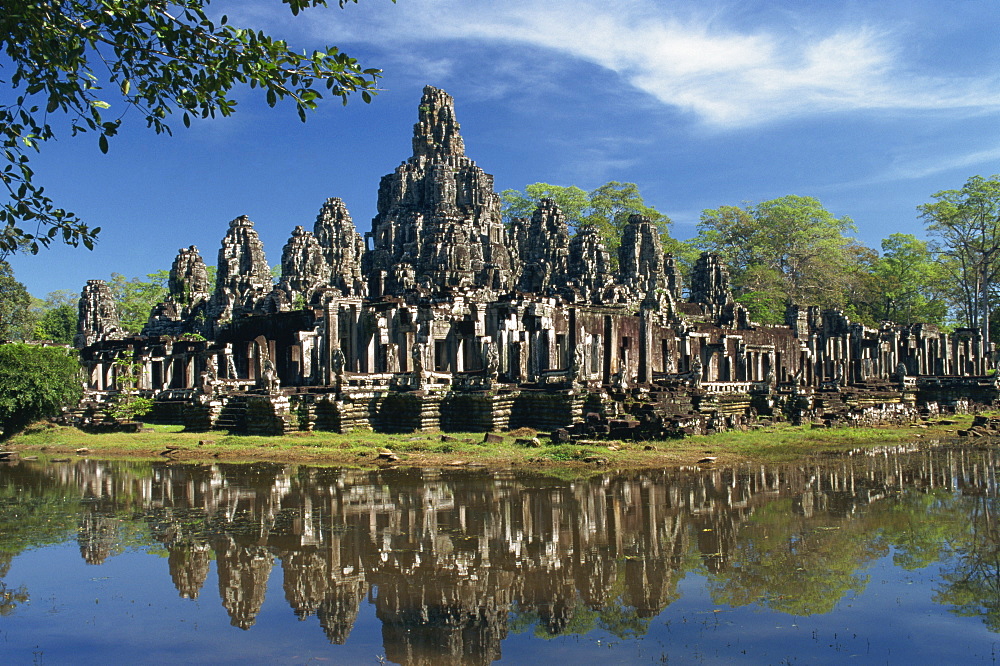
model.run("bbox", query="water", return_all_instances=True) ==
[2,445,1000,664]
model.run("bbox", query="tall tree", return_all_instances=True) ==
[1,0,386,259]
[861,234,948,326]
[696,195,862,324]
[920,175,1000,354]
[32,290,79,344]
[108,270,169,334]
[0,262,32,340]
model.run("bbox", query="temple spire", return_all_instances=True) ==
[411,85,465,161]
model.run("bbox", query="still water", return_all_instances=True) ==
[2,446,1000,664]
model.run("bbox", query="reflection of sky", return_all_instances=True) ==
[6,545,388,665]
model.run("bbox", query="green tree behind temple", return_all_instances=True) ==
[108,270,169,335]
[854,234,948,326]
[920,175,1000,353]
[500,181,675,266]
[32,290,78,344]
[695,195,864,324]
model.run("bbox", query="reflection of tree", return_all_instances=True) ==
[706,499,888,616]
[934,496,1000,631]
[0,555,28,615]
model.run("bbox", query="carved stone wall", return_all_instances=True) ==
[515,199,571,294]
[618,214,668,302]
[567,225,613,303]
[144,246,211,337]
[689,252,733,309]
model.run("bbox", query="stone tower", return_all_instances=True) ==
[567,224,613,303]
[514,199,571,294]
[75,279,124,348]
[617,214,668,301]
[689,252,734,308]
[168,245,210,306]
[365,86,514,296]
[209,215,271,326]
[313,198,366,297]
[278,226,328,307]
[143,245,211,337]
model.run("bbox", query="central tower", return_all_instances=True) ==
[365,86,514,297]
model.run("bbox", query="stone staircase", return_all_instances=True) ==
[214,395,248,432]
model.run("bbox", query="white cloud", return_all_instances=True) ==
[263,0,1000,129]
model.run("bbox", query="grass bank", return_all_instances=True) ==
[1,414,979,471]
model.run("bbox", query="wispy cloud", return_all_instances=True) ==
[264,0,1000,129]
[881,146,1000,182]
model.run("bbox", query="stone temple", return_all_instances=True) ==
[74,86,996,437]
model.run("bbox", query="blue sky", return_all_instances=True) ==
[9,0,1000,297]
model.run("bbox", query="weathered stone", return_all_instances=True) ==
[273,226,328,309]
[209,215,271,328]
[550,428,571,444]
[75,279,125,347]
[313,198,366,297]
[514,199,571,294]
[689,252,733,309]
[366,85,514,297]
[567,225,613,303]
[144,246,211,337]
[618,214,668,303]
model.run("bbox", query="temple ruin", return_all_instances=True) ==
[74,86,998,438]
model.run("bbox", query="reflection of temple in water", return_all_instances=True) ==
[17,449,999,663]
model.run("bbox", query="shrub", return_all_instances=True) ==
[0,343,82,438]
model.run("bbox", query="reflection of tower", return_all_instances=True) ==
[623,555,681,616]
[317,579,367,645]
[281,548,330,618]
[574,546,618,609]
[374,571,514,666]
[519,569,577,636]
[215,535,274,630]
[168,541,212,599]
[77,511,121,565]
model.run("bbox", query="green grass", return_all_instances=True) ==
[3,413,977,470]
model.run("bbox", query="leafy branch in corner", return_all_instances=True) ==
[0,0,389,259]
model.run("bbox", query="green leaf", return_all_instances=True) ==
[98,134,109,154]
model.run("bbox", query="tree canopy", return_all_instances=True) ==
[1,0,386,259]
[108,269,169,334]
[858,233,948,326]
[0,343,82,438]
[695,195,862,324]
[32,290,79,344]
[920,175,1000,351]
[0,261,32,340]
